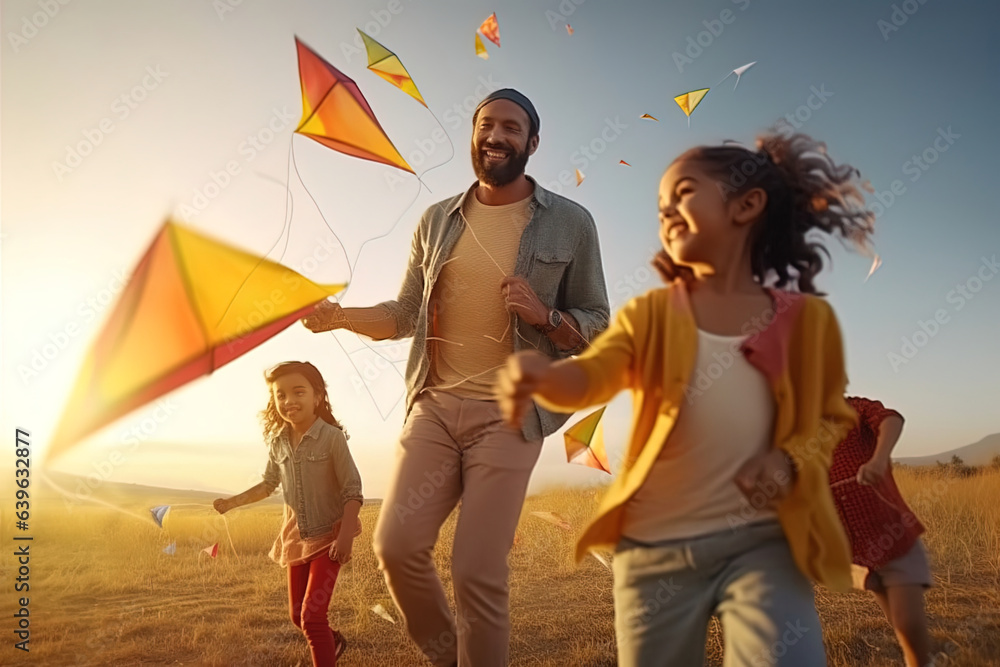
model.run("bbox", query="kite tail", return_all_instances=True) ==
[214,136,299,332]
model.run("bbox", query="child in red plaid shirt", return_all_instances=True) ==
[830,396,932,667]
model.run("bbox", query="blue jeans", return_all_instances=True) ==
[613,521,826,667]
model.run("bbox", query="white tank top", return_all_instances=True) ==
[622,328,778,543]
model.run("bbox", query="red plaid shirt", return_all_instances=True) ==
[830,397,924,569]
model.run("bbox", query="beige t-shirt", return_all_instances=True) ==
[622,329,778,543]
[429,190,533,399]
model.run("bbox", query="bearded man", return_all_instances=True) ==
[302,89,610,666]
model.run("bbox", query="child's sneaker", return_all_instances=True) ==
[333,630,347,659]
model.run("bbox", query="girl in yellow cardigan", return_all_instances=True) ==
[497,131,875,666]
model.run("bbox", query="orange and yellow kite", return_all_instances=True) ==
[478,12,500,47]
[47,221,347,462]
[294,36,413,173]
[564,407,610,474]
[674,88,709,127]
[475,32,489,59]
[358,30,427,107]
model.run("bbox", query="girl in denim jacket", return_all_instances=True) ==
[215,361,363,665]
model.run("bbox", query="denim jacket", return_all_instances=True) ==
[376,177,611,441]
[261,418,364,539]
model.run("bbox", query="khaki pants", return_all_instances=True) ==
[373,389,543,667]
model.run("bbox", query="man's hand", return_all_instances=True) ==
[496,351,553,428]
[330,530,354,564]
[734,449,796,509]
[500,277,548,328]
[301,300,347,333]
[857,456,890,486]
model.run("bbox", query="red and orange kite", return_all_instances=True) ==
[294,36,413,173]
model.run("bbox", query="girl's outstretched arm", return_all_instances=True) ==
[213,481,272,514]
[497,351,590,428]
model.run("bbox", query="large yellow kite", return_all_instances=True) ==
[47,221,347,462]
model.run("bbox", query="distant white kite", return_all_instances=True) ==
[150,505,170,528]
[717,61,757,90]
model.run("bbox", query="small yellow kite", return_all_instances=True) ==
[564,407,610,473]
[640,113,659,121]
[575,169,585,186]
[358,30,426,107]
[475,32,489,59]
[674,88,709,127]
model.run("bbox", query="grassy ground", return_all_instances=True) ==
[3,468,998,666]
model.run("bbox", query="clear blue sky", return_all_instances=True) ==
[2,0,997,496]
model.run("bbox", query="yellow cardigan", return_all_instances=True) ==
[535,282,857,592]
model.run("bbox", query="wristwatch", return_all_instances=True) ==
[535,308,562,334]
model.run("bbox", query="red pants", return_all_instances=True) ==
[288,554,342,666]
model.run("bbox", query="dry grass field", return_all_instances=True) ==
[3,467,998,666]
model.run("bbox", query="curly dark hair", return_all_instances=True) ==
[259,361,348,444]
[666,129,876,294]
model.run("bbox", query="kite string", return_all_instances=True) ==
[213,136,297,330]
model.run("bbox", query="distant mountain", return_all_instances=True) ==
[896,433,1000,467]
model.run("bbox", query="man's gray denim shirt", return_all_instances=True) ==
[262,418,364,539]
[376,177,611,441]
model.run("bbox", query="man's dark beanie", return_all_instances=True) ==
[473,89,540,136]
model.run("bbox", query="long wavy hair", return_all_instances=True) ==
[259,361,348,444]
[662,129,877,294]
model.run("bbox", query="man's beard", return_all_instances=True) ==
[471,141,530,187]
